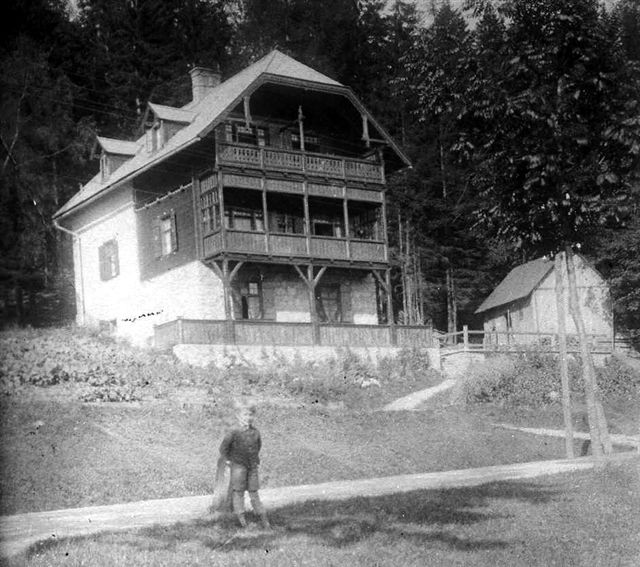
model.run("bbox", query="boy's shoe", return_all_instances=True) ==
[237,514,247,528]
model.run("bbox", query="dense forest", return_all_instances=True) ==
[1,0,638,336]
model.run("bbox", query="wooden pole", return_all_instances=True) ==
[565,247,612,455]
[554,251,575,458]
[386,268,396,345]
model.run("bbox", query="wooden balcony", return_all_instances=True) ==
[218,143,384,184]
[154,318,434,350]
[203,229,387,264]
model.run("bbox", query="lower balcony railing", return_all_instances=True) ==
[154,319,434,350]
[203,229,386,263]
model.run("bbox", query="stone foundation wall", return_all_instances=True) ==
[174,343,441,369]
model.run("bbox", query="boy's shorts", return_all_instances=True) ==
[230,463,260,492]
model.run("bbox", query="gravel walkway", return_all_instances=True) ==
[1,452,637,559]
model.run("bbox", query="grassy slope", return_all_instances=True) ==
[0,401,579,515]
[10,460,640,566]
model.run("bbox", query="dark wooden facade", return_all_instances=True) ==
[134,80,402,346]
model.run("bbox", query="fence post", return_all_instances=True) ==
[463,325,469,351]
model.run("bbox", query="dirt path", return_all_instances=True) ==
[382,378,457,411]
[497,424,640,449]
[2,452,636,559]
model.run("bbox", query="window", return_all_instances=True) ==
[291,133,320,152]
[240,280,263,319]
[146,122,163,152]
[100,153,109,182]
[200,175,219,234]
[350,207,380,240]
[274,212,304,234]
[313,219,343,238]
[153,212,177,258]
[224,123,270,146]
[99,240,119,281]
[316,284,342,323]
[225,207,264,231]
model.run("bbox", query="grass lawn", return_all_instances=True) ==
[0,400,589,515]
[9,459,640,567]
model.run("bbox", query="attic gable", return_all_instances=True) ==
[55,49,409,220]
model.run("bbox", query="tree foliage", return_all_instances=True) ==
[463,0,640,256]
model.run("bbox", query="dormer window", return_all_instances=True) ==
[146,122,164,153]
[100,153,109,181]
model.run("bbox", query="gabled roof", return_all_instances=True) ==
[147,103,195,123]
[54,49,409,220]
[96,137,139,156]
[475,257,554,314]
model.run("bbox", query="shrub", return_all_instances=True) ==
[595,355,640,398]
[450,355,517,405]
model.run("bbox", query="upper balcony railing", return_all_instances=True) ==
[217,143,385,184]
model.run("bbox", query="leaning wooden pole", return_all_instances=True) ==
[564,247,611,456]
[554,251,574,458]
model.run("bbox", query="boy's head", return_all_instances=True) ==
[236,404,256,428]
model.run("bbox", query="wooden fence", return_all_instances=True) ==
[154,318,435,350]
[438,326,624,357]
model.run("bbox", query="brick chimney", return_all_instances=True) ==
[189,65,221,103]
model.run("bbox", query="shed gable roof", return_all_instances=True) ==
[475,257,554,314]
[54,50,409,221]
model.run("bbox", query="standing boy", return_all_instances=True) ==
[217,404,270,529]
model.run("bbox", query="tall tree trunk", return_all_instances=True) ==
[564,247,612,456]
[446,265,456,341]
[554,251,574,458]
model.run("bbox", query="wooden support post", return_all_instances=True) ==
[463,324,469,351]
[381,190,389,262]
[221,259,235,344]
[343,195,350,260]
[217,170,226,248]
[243,95,252,127]
[211,259,244,345]
[262,180,269,254]
[386,268,396,345]
[361,113,370,148]
[303,189,311,255]
[294,264,326,345]
[298,106,305,151]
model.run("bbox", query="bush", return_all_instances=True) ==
[596,355,640,398]
[450,355,517,405]
[453,346,640,408]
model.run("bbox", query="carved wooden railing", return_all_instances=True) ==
[218,143,384,183]
[203,229,386,263]
[154,318,434,349]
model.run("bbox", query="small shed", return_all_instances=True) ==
[475,255,613,344]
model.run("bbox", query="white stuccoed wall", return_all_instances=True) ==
[71,197,226,346]
[75,204,141,329]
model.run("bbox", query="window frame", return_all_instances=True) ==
[239,279,264,320]
[316,283,342,323]
[152,210,178,258]
[98,239,119,281]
